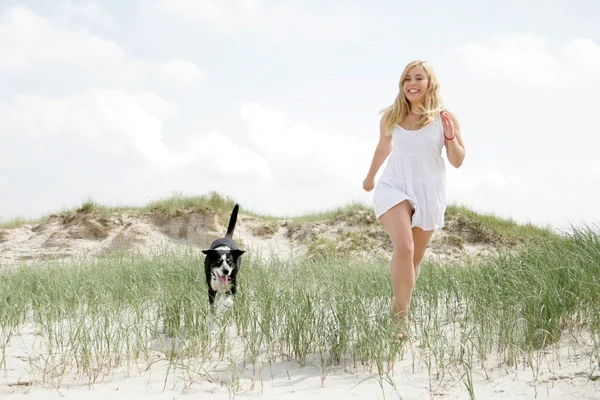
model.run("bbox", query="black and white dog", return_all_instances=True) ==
[202,204,245,310]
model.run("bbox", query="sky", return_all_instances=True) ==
[1,0,599,231]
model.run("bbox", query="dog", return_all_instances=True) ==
[202,203,245,311]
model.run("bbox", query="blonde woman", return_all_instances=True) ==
[363,60,466,339]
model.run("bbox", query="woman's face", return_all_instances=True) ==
[403,65,429,106]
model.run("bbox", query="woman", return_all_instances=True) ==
[363,60,466,339]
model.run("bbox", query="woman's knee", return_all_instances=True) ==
[392,235,414,255]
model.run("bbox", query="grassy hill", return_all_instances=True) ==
[0,191,559,264]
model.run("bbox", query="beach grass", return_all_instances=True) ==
[1,225,598,395]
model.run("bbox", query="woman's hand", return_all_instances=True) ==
[363,176,375,192]
[441,111,455,140]
[441,110,466,168]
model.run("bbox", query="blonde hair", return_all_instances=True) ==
[380,60,445,135]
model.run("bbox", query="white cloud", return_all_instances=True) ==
[563,38,600,71]
[157,0,222,20]
[1,89,372,188]
[52,1,112,26]
[134,92,179,119]
[591,160,600,175]
[0,6,125,69]
[458,34,600,87]
[160,59,205,83]
[0,6,203,85]
[185,131,270,180]
[448,167,526,194]
[154,0,366,43]
[241,102,372,188]
[2,89,173,159]
[0,89,269,178]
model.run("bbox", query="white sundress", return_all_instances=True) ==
[372,113,447,231]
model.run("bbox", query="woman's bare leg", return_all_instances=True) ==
[379,201,415,326]
[412,227,434,281]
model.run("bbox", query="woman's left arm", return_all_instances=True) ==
[441,111,465,168]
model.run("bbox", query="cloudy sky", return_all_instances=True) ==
[1,0,599,230]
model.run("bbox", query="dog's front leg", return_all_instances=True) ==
[222,290,234,309]
[208,288,217,313]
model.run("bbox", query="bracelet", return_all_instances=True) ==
[444,134,455,140]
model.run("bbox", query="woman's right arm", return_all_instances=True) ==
[363,116,393,191]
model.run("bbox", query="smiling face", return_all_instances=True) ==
[382,60,442,134]
[402,65,430,107]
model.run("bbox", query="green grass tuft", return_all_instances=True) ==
[444,204,558,245]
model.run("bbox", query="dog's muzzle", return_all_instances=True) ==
[215,270,230,285]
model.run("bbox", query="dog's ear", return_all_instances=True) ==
[202,249,215,255]
[231,249,245,257]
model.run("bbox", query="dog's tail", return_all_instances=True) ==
[225,203,239,238]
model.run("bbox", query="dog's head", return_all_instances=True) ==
[202,247,245,286]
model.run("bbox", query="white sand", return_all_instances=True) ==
[1,316,598,399]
